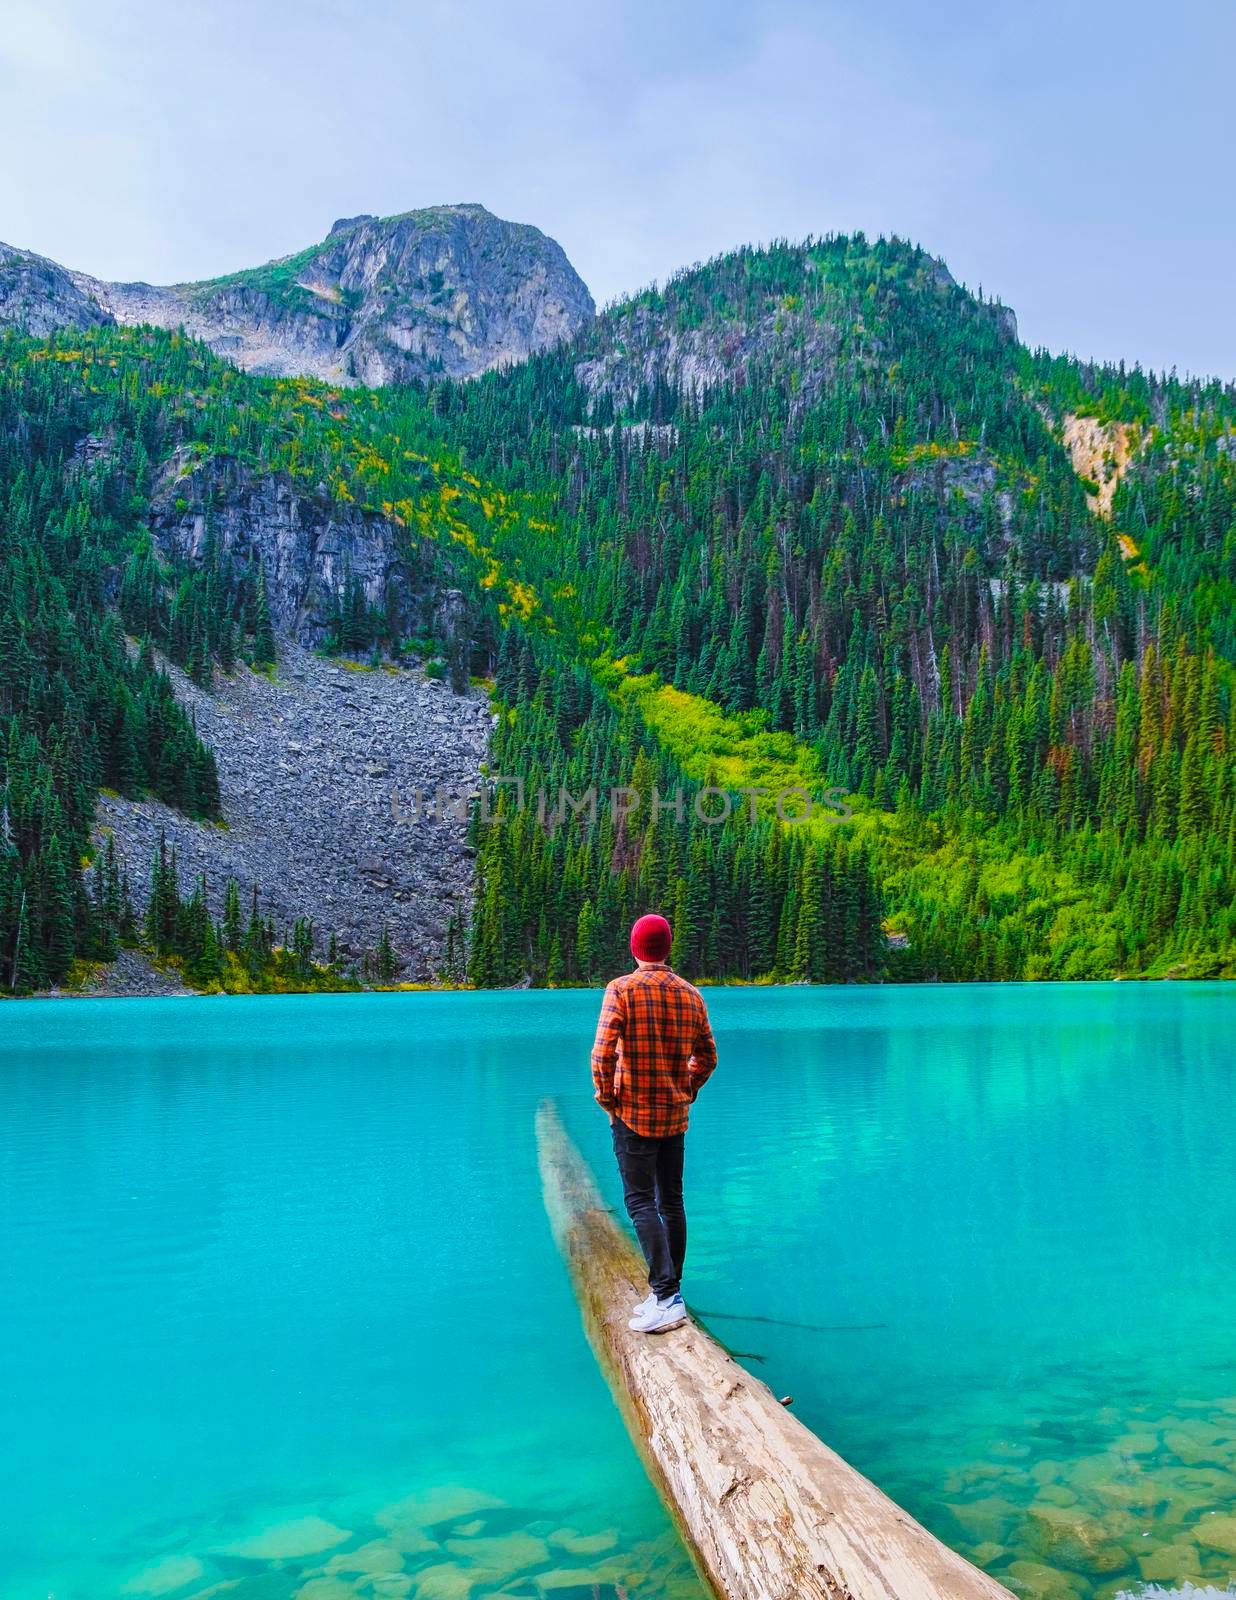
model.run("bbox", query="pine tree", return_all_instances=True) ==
[39,833,76,982]
[375,926,400,983]
[222,879,243,953]
[252,568,276,667]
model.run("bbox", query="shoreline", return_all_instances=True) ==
[19,967,1236,1001]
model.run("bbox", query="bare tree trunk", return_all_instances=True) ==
[537,1103,1015,1600]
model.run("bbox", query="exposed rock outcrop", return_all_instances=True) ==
[1060,413,1142,519]
[147,450,423,647]
[575,298,841,410]
[36,204,594,384]
[2,205,594,384]
[571,249,1014,412]
[101,448,491,978]
[0,240,112,336]
[896,446,1016,559]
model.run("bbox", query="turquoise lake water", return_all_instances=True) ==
[2,983,1235,1600]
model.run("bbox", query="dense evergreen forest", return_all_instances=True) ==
[439,238,1236,982]
[1,231,1233,990]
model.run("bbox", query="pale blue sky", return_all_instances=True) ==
[2,0,1233,377]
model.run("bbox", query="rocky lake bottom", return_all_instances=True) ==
[3,985,1234,1600]
[919,1393,1236,1598]
[97,1477,706,1600]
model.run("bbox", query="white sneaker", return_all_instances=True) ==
[628,1294,687,1334]
[632,1291,658,1317]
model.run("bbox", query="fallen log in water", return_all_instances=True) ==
[536,1101,1016,1600]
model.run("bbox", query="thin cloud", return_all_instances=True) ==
[0,0,1232,377]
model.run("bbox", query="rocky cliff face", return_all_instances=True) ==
[90,451,489,980]
[0,204,595,383]
[575,297,843,410]
[572,247,1016,413]
[1059,412,1141,519]
[148,449,421,646]
[0,241,112,335]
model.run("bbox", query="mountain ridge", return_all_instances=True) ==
[0,203,595,384]
[0,223,1232,994]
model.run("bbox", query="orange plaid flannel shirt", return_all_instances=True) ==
[591,965,718,1137]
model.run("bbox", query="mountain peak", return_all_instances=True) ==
[326,213,376,238]
[1,205,595,385]
[572,231,1019,410]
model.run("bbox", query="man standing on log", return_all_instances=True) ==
[591,913,719,1334]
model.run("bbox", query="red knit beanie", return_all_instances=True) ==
[630,913,672,963]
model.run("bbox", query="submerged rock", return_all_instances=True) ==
[945,1494,1022,1544]
[212,1576,299,1600]
[222,1516,351,1561]
[1111,1431,1160,1458]
[1025,1502,1134,1575]
[374,1485,504,1532]
[1001,1557,1088,1598]
[442,1530,550,1575]
[547,1527,619,1557]
[324,1540,404,1577]
[377,1524,437,1558]
[1135,1541,1206,1583]
[121,1554,208,1594]
[1164,1423,1233,1468]
[530,1589,627,1600]
[1035,1484,1081,1509]
[292,1581,354,1600]
[1193,1513,1236,1555]
[533,1568,627,1594]
[402,1563,473,1600]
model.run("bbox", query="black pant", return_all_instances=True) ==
[611,1118,686,1299]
